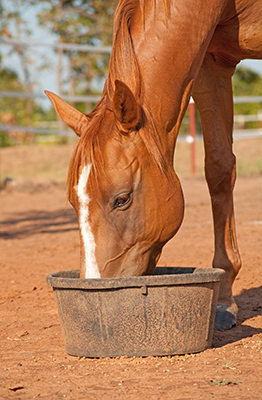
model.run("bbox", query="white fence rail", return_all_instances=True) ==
[1,89,262,139]
[0,37,112,53]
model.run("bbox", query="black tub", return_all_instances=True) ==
[46,267,225,357]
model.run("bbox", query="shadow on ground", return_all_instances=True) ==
[0,208,78,239]
[213,286,262,348]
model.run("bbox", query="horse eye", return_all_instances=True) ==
[113,193,131,209]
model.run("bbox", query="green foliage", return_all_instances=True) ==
[233,67,262,91]
[0,63,54,146]
[0,0,35,88]
[233,66,262,119]
[36,0,117,95]
[0,0,119,146]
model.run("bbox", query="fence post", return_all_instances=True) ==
[189,97,196,175]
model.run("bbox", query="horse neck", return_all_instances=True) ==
[125,0,227,158]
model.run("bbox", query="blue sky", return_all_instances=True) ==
[240,59,262,76]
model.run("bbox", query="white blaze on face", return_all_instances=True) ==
[77,164,100,279]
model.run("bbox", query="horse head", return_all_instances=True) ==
[45,80,184,278]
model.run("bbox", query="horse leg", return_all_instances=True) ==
[193,54,241,330]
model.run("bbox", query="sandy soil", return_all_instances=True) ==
[0,150,262,399]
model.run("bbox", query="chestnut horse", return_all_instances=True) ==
[46,0,262,330]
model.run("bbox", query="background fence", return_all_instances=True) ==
[1,37,262,137]
[0,38,261,175]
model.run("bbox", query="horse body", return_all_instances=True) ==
[46,0,262,329]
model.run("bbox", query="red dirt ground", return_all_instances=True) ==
[0,171,262,399]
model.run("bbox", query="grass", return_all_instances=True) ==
[0,142,77,184]
[225,359,237,369]
[0,138,261,185]
[175,138,262,177]
[236,158,262,176]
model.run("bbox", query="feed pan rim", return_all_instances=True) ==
[46,266,225,290]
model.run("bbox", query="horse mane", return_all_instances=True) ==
[68,0,171,203]
[106,0,141,100]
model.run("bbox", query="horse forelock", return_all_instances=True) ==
[67,103,112,204]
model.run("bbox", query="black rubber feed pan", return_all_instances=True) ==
[46,267,225,358]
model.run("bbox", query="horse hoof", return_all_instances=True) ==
[214,303,237,331]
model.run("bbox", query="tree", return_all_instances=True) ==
[233,66,262,95]
[0,61,55,145]
[36,0,117,111]
[0,0,39,144]
[0,0,118,144]
[0,0,36,92]
[233,66,262,124]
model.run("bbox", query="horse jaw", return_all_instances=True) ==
[77,164,100,279]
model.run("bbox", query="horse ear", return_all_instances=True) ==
[113,80,139,130]
[45,91,89,137]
